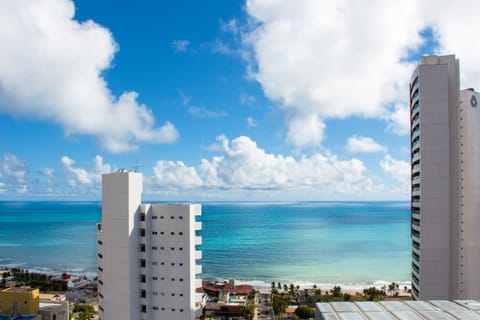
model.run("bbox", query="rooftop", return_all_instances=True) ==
[315,300,480,320]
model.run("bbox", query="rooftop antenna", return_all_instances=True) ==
[131,161,143,173]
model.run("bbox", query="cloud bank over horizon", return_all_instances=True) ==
[0,0,178,153]
[0,134,410,200]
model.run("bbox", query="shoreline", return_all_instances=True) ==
[2,264,411,293]
[2,265,412,298]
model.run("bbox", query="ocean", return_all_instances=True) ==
[0,201,411,286]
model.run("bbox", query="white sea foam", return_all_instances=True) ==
[210,278,411,293]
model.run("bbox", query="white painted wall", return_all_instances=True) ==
[98,172,202,320]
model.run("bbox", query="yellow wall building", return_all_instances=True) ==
[0,287,40,315]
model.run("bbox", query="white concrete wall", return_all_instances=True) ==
[458,89,480,299]
[99,172,142,320]
[144,204,202,320]
[411,55,460,300]
[98,172,202,320]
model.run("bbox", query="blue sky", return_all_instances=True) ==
[0,0,478,200]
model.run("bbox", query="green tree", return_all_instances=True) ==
[294,305,315,319]
[331,286,342,298]
[272,294,289,315]
[242,302,255,320]
[363,287,385,301]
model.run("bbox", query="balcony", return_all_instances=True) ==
[411,140,420,150]
[195,236,202,246]
[195,250,202,260]
[412,176,421,185]
[411,102,420,115]
[195,221,202,231]
[411,89,419,101]
[195,265,202,275]
[412,152,420,163]
[411,126,420,139]
[195,278,202,289]
[411,117,420,128]
[412,240,420,253]
[412,232,420,242]
[412,223,420,233]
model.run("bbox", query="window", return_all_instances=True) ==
[170,216,174,219]
[160,216,164,219]
[152,246,158,250]
[152,231,158,235]
[153,276,158,280]
[179,232,183,236]
[140,275,146,283]
[179,293,183,297]
[179,216,183,220]
[98,267,103,272]
[140,244,145,252]
[171,232,175,235]
[140,229,146,237]
[179,247,183,251]
[153,306,158,311]
[140,213,145,221]
[140,259,146,268]
[152,215,158,219]
[141,290,146,298]
[141,305,146,313]
[97,240,103,245]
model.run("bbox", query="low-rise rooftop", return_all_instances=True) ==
[315,300,480,320]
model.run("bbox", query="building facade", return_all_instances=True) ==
[0,288,40,315]
[410,54,480,300]
[97,171,203,320]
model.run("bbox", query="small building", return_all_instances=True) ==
[0,288,40,315]
[39,301,69,320]
[0,288,42,320]
[285,305,297,318]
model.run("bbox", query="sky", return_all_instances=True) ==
[0,0,479,201]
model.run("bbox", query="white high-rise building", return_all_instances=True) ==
[97,171,203,320]
[410,54,480,300]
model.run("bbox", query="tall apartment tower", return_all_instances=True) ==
[97,171,203,320]
[410,54,480,300]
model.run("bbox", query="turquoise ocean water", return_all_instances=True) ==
[0,201,410,284]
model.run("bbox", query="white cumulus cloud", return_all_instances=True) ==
[0,0,178,153]
[0,153,28,193]
[347,136,387,153]
[380,154,410,192]
[243,0,480,147]
[149,135,372,198]
[61,155,111,186]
